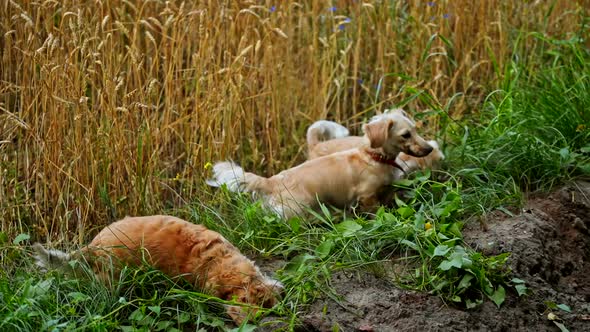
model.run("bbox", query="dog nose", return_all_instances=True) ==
[423,144,433,156]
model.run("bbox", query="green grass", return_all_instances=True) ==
[443,33,590,217]
[2,24,589,332]
[0,176,515,331]
[0,238,252,331]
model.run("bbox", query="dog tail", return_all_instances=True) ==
[206,161,270,195]
[32,243,73,271]
[306,120,350,151]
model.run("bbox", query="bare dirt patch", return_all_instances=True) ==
[266,181,590,331]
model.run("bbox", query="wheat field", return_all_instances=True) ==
[0,0,586,242]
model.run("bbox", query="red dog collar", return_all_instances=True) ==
[367,151,404,171]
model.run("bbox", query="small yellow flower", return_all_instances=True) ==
[425,222,432,230]
[204,162,213,170]
[576,124,586,132]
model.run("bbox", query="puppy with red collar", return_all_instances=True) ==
[208,109,433,218]
[306,109,445,177]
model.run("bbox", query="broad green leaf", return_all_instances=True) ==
[288,218,300,233]
[284,254,316,274]
[489,285,506,308]
[129,309,145,321]
[148,305,161,315]
[315,240,333,259]
[515,284,528,296]
[400,239,419,251]
[263,216,275,223]
[438,260,456,271]
[393,178,415,187]
[559,147,571,161]
[437,232,450,240]
[461,255,473,268]
[177,312,190,323]
[381,212,397,223]
[335,220,362,237]
[458,274,474,289]
[556,303,571,313]
[433,244,451,256]
[413,213,425,229]
[31,278,53,297]
[415,169,432,182]
[448,222,463,238]
[553,322,570,332]
[397,206,414,219]
[432,279,449,292]
[578,163,590,174]
[13,233,30,245]
[438,251,466,270]
[394,195,407,207]
[434,201,459,218]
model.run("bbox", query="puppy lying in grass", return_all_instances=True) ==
[33,215,283,324]
[306,110,445,175]
[207,109,433,219]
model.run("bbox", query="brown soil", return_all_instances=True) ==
[261,181,590,331]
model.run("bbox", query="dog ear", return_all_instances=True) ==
[363,118,394,148]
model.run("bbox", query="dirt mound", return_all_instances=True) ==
[285,181,590,331]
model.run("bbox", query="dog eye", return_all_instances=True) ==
[401,132,411,139]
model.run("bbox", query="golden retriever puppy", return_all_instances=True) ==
[207,109,433,219]
[32,215,283,324]
[307,110,445,176]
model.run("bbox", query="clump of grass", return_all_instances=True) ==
[443,32,590,216]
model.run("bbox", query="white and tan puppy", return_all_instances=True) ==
[207,110,433,218]
[33,215,283,324]
[307,110,445,176]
